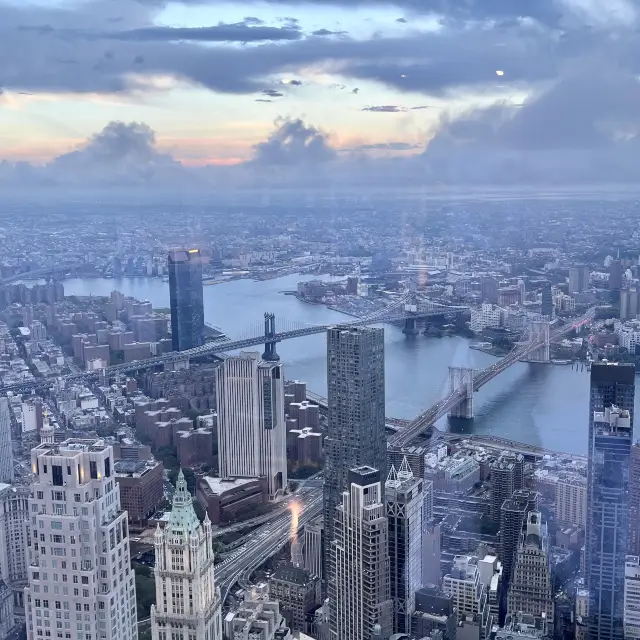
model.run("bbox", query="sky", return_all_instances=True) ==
[2,0,640,187]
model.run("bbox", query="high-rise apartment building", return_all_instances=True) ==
[507,512,554,624]
[324,326,386,581]
[587,402,633,640]
[500,489,539,586]
[216,352,287,499]
[0,398,13,483]
[24,439,137,640]
[569,265,590,294]
[0,483,30,627]
[330,466,392,640]
[442,555,492,639]
[386,458,424,634]
[490,452,523,524]
[150,470,222,640]
[555,475,587,528]
[167,249,205,352]
[625,555,640,639]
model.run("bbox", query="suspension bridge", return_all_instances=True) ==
[388,308,597,447]
[0,293,468,394]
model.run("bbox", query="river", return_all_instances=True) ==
[57,274,623,456]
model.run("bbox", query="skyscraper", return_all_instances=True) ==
[0,398,13,483]
[507,511,554,623]
[540,281,553,319]
[324,326,386,580]
[24,439,137,640]
[386,458,424,634]
[167,249,205,351]
[216,352,287,499]
[624,555,640,639]
[569,265,590,294]
[330,466,392,640]
[587,401,633,640]
[490,452,523,525]
[150,470,222,640]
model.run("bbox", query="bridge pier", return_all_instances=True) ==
[402,317,419,335]
[448,366,474,419]
[526,321,550,363]
[262,313,280,362]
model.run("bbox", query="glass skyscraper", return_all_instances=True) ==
[323,326,386,582]
[586,362,635,640]
[167,248,205,351]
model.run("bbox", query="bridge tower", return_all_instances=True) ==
[448,366,474,419]
[402,291,420,335]
[262,312,280,361]
[527,321,550,363]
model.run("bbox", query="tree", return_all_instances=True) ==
[133,562,156,620]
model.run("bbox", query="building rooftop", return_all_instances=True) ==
[114,459,160,477]
[271,565,313,586]
[201,476,259,495]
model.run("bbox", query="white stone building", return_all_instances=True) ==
[216,352,287,500]
[150,470,222,640]
[470,304,504,333]
[555,475,587,528]
[24,439,137,640]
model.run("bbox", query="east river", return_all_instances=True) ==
[57,274,640,457]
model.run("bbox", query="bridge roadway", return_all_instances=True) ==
[388,308,597,448]
[0,298,467,395]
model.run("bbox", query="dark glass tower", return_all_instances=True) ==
[586,363,635,640]
[167,249,205,352]
[540,281,553,318]
[323,326,386,582]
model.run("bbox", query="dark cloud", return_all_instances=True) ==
[311,28,347,36]
[411,105,431,110]
[396,17,407,23]
[262,89,284,97]
[252,118,336,165]
[288,79,303,86]
[112,23,302,43]
[362,105,406,112]
[255,98,273,102]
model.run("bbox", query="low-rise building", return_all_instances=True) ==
[115,459,164,528]
[269,566,319,633]
[197,475,266,525]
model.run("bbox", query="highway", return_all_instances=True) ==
[216,487,322,604]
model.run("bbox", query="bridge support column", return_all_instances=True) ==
[164,357,190,371]
[527,321,550,363]
[262,313,280,361]
[448,366,474,419]
[403,316,419,335]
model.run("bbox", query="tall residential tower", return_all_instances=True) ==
[324,326,386,580]
[24,439,137,640]
[216,352,287,499]
[167,249,205,352]
[330,466,392,640]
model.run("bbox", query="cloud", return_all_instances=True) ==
[255,98,273,102]
[411,105,431,110]
[111,23,303,42]
[351,142,421,150]
[311,28,348,36]
[395,17,408,23]
[251,118,336,166]
[362,105,407,112]
[262,89,284,97]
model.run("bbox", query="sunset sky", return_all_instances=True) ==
[1,0,639,186]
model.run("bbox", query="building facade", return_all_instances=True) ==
[555,475,587,528]
[330,466,392,640]
[507,512,554,626]
[303,516,323,580]
[216,352,287,499]
[167,249,205,352]
[24,439,138,640]
[0,398,13,484]
[625,555,640,639]
[150,470,222,640]
[587,401,633,640]
[386,458,424,635]
[324,326,386,582]
[114,459,164,529]
[0,483,29,627]
[569,265,590,294]
[490,452,523,524]
[269,565,318,633]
